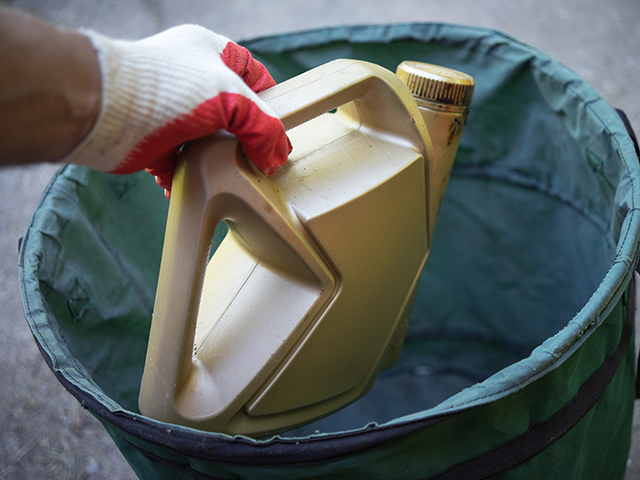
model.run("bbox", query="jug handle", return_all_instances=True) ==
[262,59,431,146]
[139,59,432,429]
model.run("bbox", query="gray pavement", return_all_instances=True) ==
[1,0,639,478]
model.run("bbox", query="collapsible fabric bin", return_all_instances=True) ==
[19,23,640,480]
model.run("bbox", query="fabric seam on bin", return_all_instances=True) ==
[48,178,155,313]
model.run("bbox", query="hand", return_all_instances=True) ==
[65,25,291,197]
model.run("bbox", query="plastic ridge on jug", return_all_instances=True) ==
[138,59,474,437]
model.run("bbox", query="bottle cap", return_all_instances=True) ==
[396,61,474,107]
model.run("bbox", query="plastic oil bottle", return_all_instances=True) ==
[139,59,474,437]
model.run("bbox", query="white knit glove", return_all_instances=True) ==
[65,25,291,196]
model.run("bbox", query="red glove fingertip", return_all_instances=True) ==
[220,42,276,93]
[145,150,178,197]
[238,117,292,175]
[216,92,291,174]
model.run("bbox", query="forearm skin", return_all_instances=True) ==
[0,6,100,164]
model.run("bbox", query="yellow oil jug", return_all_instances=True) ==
[138,59,474,437]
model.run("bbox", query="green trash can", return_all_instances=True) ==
[19,23,640,479]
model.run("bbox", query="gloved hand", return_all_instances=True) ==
[64,25,291,197]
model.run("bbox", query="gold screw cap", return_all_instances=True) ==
[396,61,475,107]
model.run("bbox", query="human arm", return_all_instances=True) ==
[0,7,291,195]
[0,6,101,164]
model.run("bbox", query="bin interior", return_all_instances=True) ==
[27,24,631,437]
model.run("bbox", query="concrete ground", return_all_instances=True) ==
[1,0,639,478]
